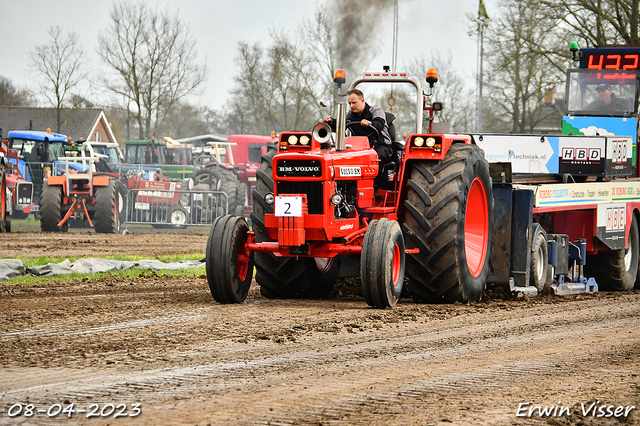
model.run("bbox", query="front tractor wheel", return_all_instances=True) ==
[403,143,493,303]
[361,218,406,308]
[40,183,68,233]
[206,215,254,303]
[94,179,124,234]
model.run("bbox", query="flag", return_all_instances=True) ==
[479,0,489,20]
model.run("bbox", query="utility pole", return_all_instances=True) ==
[466,2,490,132]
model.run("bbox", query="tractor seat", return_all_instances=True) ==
[385,112,404,152]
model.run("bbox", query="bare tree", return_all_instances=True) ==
[0,76,34,107]
[29,25,89,132]
[98,0,207,139]
[540,0,639,46]
[483,0,566,133]
[227,42,269,135]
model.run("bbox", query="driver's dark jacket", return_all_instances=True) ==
[328,103,392,146]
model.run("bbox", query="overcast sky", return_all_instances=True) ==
[0,0,494,111]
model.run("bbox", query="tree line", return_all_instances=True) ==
[0,0,637,141]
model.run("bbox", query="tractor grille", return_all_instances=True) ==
[17,182,33,200]
[276,160,322,177]
[276,181,323,215]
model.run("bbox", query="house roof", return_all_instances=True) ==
[0,107,111,142]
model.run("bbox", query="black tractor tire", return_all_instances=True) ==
[218,180,239,215]
[236,182,248,209]
[403,143,493,303]
[250,145,315,298]
[206,215,254,303]
[361,218,406,308]
[585,213,639,291]
[40,183,68,233]
[529,229,548,291]
[94,179,123,234]
[189,167,237,191]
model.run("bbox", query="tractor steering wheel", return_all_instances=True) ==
[345,121,380,138]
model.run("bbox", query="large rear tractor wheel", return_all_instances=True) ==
[585,214,639,291]
[40,183,68,233]
[218,179,239,215]
[206,215,254,303]
[188,167,237,191]
[403,143,493,303]
[361,218,405,308]
[251,145,314,298]
[94,179,123,234]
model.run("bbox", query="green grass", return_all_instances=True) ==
[2,253,206,286]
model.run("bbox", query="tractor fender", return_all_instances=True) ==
[93,176,111,187]
[47,176,66,186]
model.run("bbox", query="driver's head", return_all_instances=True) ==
[596,84,612,104]
[347,89,366,114]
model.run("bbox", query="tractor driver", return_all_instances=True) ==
[323,89,393,175]
[586,84,629,112]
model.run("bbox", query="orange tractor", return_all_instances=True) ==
[40,144,126,233]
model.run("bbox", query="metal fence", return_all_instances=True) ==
[125,187,229,229]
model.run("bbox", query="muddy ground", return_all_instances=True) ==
[0,231,639,425]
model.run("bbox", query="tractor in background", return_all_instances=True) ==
[0,133,11,232]
[40,143,126,233]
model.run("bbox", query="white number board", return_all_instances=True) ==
[275,196,303,217]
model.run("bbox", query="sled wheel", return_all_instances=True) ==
[40,183,67,232]
[403,143,493,303]
[530,230,548,291]
[361,218,405,308]
[206,215,254,303]
[95,179,121,234]
[586,213,639,291]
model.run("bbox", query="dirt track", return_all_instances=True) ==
[0,232,639,425]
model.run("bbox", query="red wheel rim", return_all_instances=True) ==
[392,242,401,286]
[237,236,250,281]
[465,177,489,277]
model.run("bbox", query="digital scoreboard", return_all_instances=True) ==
[580,46,640,71]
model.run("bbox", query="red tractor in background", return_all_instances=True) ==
[206,69,493,308]
[0,136,11,232]
[189,136,276,215]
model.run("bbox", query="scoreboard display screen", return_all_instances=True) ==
[580,46,640,71]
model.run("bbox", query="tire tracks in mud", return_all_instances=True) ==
[1,295,638,425]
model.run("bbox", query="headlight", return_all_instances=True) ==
[288,135,298,145]
[414,137,424,147]
[265,193,275,205]
[426,137,436,147]
[18,198,23,204]
[26,198,31,204]
[331,193,344,206]
[300,135,310,145]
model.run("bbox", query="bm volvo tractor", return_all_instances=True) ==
[206,69,493,308]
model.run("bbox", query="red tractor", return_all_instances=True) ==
[205,69,493,308]
[0,138,11,232]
